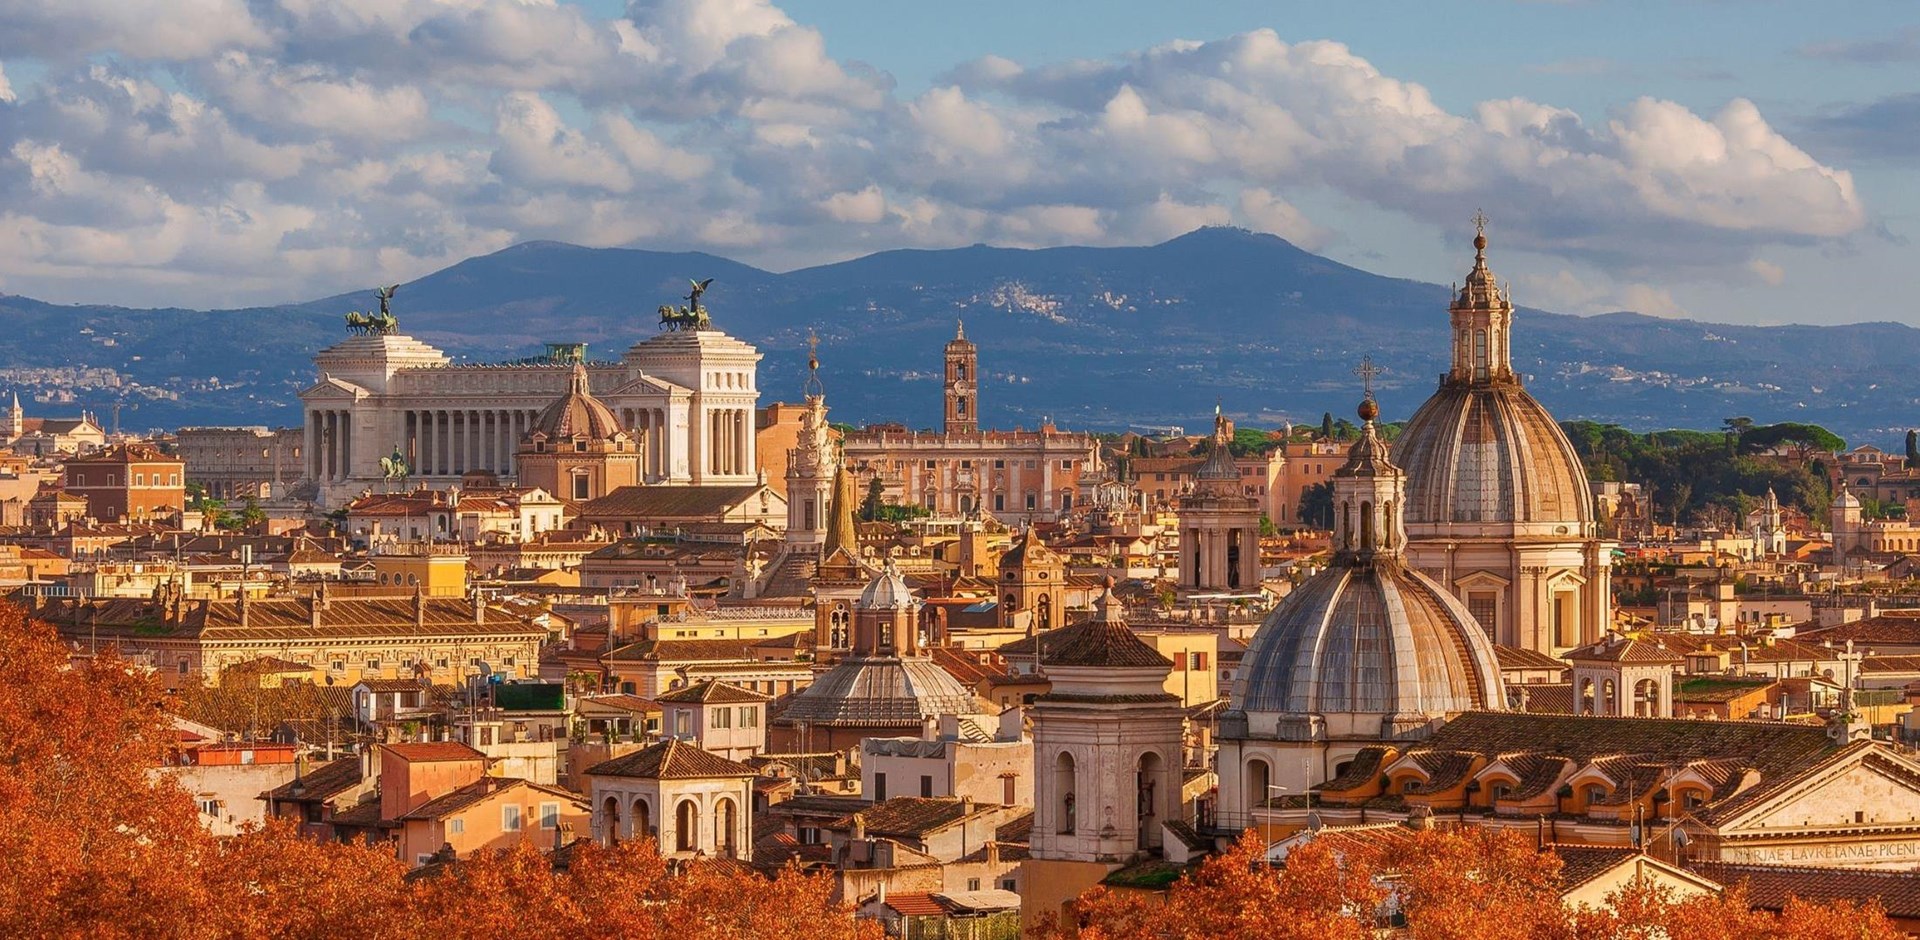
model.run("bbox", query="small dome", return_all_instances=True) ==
[858,559,918,610]
[533,363,622,442]
[1234,562,1504,729]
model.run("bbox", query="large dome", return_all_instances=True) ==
[1395,223,1592,530]
[1234,562,1503,727]
[1395,386,1592,528]
[532,363,623,442]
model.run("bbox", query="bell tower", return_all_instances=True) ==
[785,332,836,547]
[1178,404,1263,591]
[944,321,977,435]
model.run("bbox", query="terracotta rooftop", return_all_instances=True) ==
[260,757,362,803]
[384,742,487,763]
[585,737,758,780]
[400,776,581,821]
[1495,644,1570,673]
[578,484,768,521]
[834,797,995,838]
[1565,636,1686,665]
[1685,861,1920,919]
[656,680,771,705]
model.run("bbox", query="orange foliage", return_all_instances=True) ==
[1054,825,1904,940]
[0,602,880,940]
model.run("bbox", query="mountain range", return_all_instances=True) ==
[1,226,1914,447]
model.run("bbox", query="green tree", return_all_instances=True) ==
[1320,412,1334,439]
[1297,481,1335,530]
[859,477,884,522]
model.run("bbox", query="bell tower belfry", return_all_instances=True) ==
[944,321,977,435]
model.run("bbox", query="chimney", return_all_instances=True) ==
[962,795,974,815]
[985,841,1000,866]
[874,882,886,905]
[237,583,249,629]
[850,812,867,841]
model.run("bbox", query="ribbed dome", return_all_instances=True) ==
[1231,398,1504,740]
[1396,222,1592,530]
[1234,562,1504,727]
[533,363,622,441]
[858,560,918,610]
[1395,386,1593,527]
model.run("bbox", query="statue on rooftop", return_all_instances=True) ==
[344,285,402,335]
[658,277,715,332]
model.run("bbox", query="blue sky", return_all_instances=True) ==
[0,0,1911,326]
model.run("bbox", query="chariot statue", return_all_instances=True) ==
[344,284,403,335]
[658,277,715,332]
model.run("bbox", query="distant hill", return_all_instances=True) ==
[0,227,1912,446]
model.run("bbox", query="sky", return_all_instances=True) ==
[0,0,1913,326]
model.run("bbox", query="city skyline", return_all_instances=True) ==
[0,1,1913,328]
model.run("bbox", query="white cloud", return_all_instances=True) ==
[1748,258,1785,287]
[0,5,1873,308]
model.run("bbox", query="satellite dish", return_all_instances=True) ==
[1307,811,1324,832]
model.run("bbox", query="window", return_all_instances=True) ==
[449,818,465,835]
[170,474,179,486]
[573,475,590,500]
[1025,493,1036,510]
[967,878,981,891]
[739,706,758,728]
[1001,879,1017,891]
[924,459,936,469]
[711,707,731,729]
[1060,460,1072,470]
[540,803,560,829]
[1467,593,1496,633]
[1003,775,1016,806]
[1189,652,1208,671]
[993,495,1005,512]
[874,772,888,802]
[178,659,190,675]
[197,798,222,817]
[920,775,934,798]
[675,710,691,736]
[574,439,587,452]
[134,473,145,486]
[502,805,522,832]
[993,459,1004,469]
[366,659,381,671]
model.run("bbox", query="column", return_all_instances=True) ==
[306,412,319,481]
[325,411,339,481]
[341,410,352,481]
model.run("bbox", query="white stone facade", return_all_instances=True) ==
[300,329,761,508]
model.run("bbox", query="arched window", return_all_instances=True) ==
[1578,677,1596,715]
[601,795,621,845]
[675,800,699,852]
[1584,785,1608,809]
[633,798,651,841]
[1602,678,1618,715]
[1246,758,1270,813]
[1360,500,1374,550]
[1055,752,1077,834]
[1036,594,1051,630]
[1137,751,1163,849]
[716,797,738,856]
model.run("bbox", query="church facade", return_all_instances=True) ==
[298,293,761,508]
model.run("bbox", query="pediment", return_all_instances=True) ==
[1720,747,1920,834]
[1453,570,1512,591]
[300,376,369,401]
[605,373,689,399]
